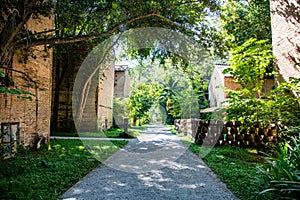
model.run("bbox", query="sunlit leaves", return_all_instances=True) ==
[220,0,272,50]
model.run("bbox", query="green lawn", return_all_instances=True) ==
[0,139,128,200]
[51,127,144,138]
[168,126,273,200]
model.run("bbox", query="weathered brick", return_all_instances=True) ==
[0,16,53,147]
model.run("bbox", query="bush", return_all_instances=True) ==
[259,134,300,199]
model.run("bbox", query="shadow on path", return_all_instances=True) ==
[62,125,239,200]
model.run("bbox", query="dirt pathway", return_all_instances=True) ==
[61,125,238,200]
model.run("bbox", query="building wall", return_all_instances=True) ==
[208,65,227,108]
[270,0,300,86]
[51,43,90,132]
[0,16,53,146]
[51,43,115,133]
[114,70,130,98]
[209,65,274,108]
[97,62,115,131]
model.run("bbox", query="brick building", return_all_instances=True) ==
[114,65,131,98]
[208,64,274,108]
[209,0,300,109]
[270,0,300,92]
[51,43,116,133]
[0,16,54,148]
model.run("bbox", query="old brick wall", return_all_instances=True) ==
[114,69,130,98]
[97,62,115,131]
[51,43,115,132]
[51,43,90,132]
[270,0,300,86]
[0,16,53,146]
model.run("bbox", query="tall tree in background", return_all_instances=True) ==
[220,0,272,51]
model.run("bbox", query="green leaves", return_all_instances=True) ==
[229,38,273,92]
[220,0,272,49]
[225,38,275,127]
[259,134,300,199]
[0,68,35,101]
[129,83,162,125]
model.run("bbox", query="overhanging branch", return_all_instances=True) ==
[14,0,200,49]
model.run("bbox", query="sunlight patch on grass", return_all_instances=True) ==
[0,139,128,200]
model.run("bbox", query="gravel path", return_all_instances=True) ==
[61,125,239,200]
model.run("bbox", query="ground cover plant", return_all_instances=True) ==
[51,126,144,138]
[0,139,128,200]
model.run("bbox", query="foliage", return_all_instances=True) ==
[157,76,182,124]
[0,68,35,100]
[259,134,300,199]
[224,38,300,130]
[0,0,221,75]
[129,83,162,125]
[220,0,272,50]
[0,139,128,199]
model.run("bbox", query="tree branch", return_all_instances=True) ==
[15,0,200,49]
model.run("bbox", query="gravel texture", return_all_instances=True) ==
[61,125,239,200]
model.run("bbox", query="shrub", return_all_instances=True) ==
[259,134,300,199]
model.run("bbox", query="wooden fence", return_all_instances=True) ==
[174,119,277,148]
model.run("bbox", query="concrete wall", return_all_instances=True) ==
[0,16,53,147]
[270,0,300,87]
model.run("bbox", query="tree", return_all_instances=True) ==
[225,38,300,130]
[0,0,221,83]
[128,83,161,126]
[220,0,272,50]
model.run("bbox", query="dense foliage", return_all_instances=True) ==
[220,0,272,50]
[260,134,300,199]
[225,38,300,131]
[0,0,221,93]
[128,83,162,125]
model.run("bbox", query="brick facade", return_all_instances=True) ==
[97,62,115,131]
[0,16,53,147]
[51,43,116,132]
[209,65,274,108]
[114,65,130,98]
[270,0,300,88]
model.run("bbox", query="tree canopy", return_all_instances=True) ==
[0,0,221,68]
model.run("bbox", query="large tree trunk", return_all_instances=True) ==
[0,0,38,68]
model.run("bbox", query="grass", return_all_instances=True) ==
[0,139,128,200]
[168,126,273,200]
[51,127,144,138]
